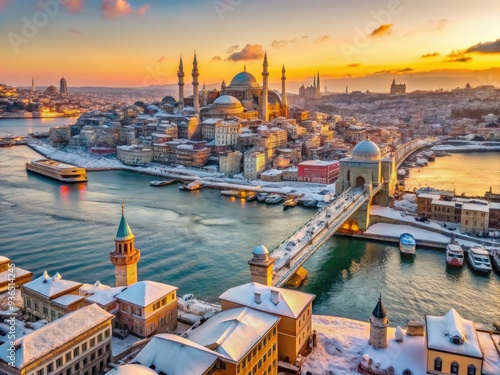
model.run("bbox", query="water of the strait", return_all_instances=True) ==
[0,120,498,327]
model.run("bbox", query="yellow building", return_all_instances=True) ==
[219,282,315,365]
[426,309,483,375]
[0,304,113,375]
[22,271,83,322]
[460,202,489,235]
[0,256,32,293]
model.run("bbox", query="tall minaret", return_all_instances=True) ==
[177,55,184,109]
[261,51,269,121]
[192,52,200,114]
[31,77,35,93]
[281,64,288,118]
[109,202,141,287]
[316,71,320,95]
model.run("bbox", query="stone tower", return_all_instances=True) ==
[177,55,184,109]
[281,64,288,118]
[248,244,275,286]
[60,77,67,95]
[369,294,389,348]
[261,52,269,121]
[192,52,200,114]
[109,203,141,287]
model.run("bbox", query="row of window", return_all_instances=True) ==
[434,358,476,375]
[237,333,277,374]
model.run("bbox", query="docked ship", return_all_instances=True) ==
[26,158,87,183]
[399,233,416,256]
[446,243,464,267]
[467,246,492,274]
[179,181,202,191]
[150,179,177,187]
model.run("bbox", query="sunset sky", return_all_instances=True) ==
[1,0,499,92]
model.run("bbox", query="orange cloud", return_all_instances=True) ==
[421,52,439,58]
[313,35,330,44]
[370,24,393,37]
[227,44,264,61]
[347,63,361,67]
[101,0,149,19]
[63,0,84,13]
[212,56,222,61]
[466,39,500,54]
[445,51,472,63]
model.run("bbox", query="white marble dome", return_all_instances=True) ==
[351,139,381,161]
[213,95,242,106]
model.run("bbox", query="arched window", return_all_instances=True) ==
[451,362,459,374]
[467,364,476,375]
[434,357,442,371]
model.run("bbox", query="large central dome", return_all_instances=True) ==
[229,71,260,88]
[351,139,382,161]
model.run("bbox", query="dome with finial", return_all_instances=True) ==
[45,85,58,95]
[253,243,269,255]
[229,71,260,89]
[372,293,387,318]
[351,138,382,161]
[115,202,134,241]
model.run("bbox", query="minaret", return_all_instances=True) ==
[261,51,269,121]
[192,52,200,114]
[281,64,288,118]
[177,55,184,109]
[221,80,226,95]
[369,294,389,348]
[316,71,320,95]
[109,202,141,287]
[31,77,34,93]
[60,78,67,95]
[248,244,275,286]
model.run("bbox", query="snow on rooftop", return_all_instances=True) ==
[86,286,126,306]
[462,202,489,212]
[108,364,158,375]
[23,271,82,298]
[52,294,84,307]
[432,199,456,207]
[116,281,178,307]
[186,307,280,362]
[219,283,314,319]
[132,333,220,374]
[80,280,111,296]
[0,304,113,369]
[426,309,483,358]
[261,169,282,176]
[417,193,442,199]
[0,267,31,285]
[299,160,338,166]
[479,332,500,375]
[0,256,9,263]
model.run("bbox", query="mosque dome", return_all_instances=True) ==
[229,71,260,89]
[253,244,269,255]
[351,139,382,161]
[108,364,158,375]
[213,95,241,106]
[209,95,244,116]
[45,85,58,95]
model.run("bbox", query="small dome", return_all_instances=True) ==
[213,95,241,106]
[352,139,381,161]
[161,95,177,104]
[253,244,269,255]
[109,364,158,375]
[45,85,58,95]
[229,71,260,88]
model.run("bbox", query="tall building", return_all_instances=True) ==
[369,294,389,349]
[60,77,67,95]
[31,77,35,93]
[390,79,406,94]
[192,52,200,114]
[177,55,184,108]
[109,203,141,287]
[281,65,288,118]
[261,51,269,121]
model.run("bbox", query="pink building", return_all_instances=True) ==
[297,160,339,184]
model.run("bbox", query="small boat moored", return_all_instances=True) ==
[491,250,500,274]
[446,243,464,267]
[150,179,177,187]
[246,191,257,201]
[283,196,298,209]
[256,193,268,202]
[467,246,492,274]
[179,181,202,191]
[265,194,283,204]
[399,233,416,257]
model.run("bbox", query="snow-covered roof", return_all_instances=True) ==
[108,364,158,375]
[0,267,32,285]
[132,334,220,374]
[478,331,500,375]
[80,280,111,296]
[187,307,280,362]
[432,199,455,207]
[219,283,315,319]
[417,193,442,200]
[116,281,178,307]
[261,169,282,176]
[85,286,126,306]
[462,203,489,212]
[0,256,9,264]
[22,271,82,299]
[426,308,482,358]
[52,294,84,307]
[299,160,338,166]
[0,304,113,369]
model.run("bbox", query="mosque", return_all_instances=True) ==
[175,52,289,121]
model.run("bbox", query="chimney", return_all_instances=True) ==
[270,290,281,305]
[254,291,262,304]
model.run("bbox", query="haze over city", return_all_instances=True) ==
[1,0,499,91]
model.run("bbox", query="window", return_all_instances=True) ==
[220,362,226,370]
[43,306,48,315]
[36,370,44,375]
[91,353,95,361]
[105,329,110,338]
[467,364,476,375]
[65,353,71,362]
[56,358,63,367]
[74,348,79,357]
[46,363,53,373]
[434,357,442,371]
[90,338,95,346]
[451,362,459,374]
[82,342,87,352]
[74,363,80,371]
[98,333,103,342]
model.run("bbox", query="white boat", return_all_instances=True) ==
[265,194,282,204]
[150,179,177,187]
[446,243,464,267]
[399,233,416,256]
[256,193,268,202]
[467,246,492,274]
[26,158,87,183]
[179,181,202,191]
[220,190,239,196]
[491,250,500,274]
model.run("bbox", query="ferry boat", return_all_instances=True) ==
[179,181,202,191]
[221,190,239,197]
[150,179,177,187]
[446,243,464,267]
[265,194,282,204]
[283,196,298,209]
[245,192,257,201]
[467,246,492,274]
[256,193,268,202]
[26,158,87,183]
[491,250,500,274]
[399,233,416,256]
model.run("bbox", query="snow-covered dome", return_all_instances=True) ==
[229,71,260,88]
[253,244,269,255]
[109,364,158,375]
[213,95,241,106]
[351,139,381,161]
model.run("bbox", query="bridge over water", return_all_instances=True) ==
[268,139,431,287]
